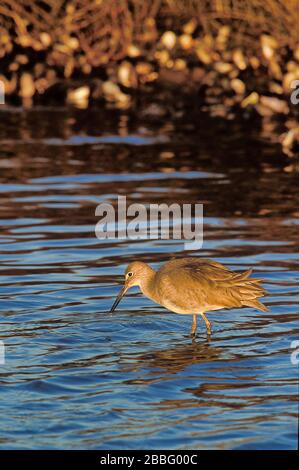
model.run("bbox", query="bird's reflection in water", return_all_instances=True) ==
[121,339,261,415]
[121,338,222,377]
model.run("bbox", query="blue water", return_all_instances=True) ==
[0,107,298,449]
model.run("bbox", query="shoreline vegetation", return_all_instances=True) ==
[1,0,299,156]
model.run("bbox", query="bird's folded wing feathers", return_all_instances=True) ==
[156,258,268,312]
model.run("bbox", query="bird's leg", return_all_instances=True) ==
[200,313,212,335]
[190,314,197,336]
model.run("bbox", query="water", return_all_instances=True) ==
[0,107,298,450]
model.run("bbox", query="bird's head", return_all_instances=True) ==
[110,261,149,312]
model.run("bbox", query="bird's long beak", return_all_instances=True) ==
[110,284,128,312]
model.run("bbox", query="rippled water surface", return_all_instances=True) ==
[0,107,298,449]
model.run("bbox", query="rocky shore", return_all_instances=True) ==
[1,0,299,156]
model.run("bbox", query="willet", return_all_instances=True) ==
[110,257,268,336]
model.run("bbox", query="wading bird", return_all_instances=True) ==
[110,258,268,336]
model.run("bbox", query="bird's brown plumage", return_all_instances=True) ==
[110,257,268,336]
[155,258,268,314]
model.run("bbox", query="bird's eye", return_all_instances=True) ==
[127,272,133,277]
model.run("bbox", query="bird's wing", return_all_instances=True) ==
[156,258,268,312]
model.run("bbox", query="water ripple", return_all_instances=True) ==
[0,109,298,450]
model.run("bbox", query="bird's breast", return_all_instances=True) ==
[160,298,199,314]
